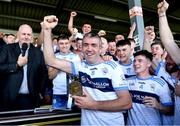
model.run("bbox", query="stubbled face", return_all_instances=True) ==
[82,37,101,64]
[18,25,33,45]
[116,45,131,64]
[82,24,91,34]
[115,35,124,42]
[58,39,71,53]
[133,55,151,75]
[108,41,116,55]
[151,44,164,59]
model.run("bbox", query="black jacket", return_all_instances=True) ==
[0,43,48,110]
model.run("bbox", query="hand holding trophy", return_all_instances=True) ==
[69,75,83,96]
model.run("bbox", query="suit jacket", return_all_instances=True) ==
[0,43,48,110]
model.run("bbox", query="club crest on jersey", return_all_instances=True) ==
[129,82,135,86]
[139,85,144,89]
[150,83,155,91]
[120,75,126,81]
[101,68,108,75]
[129,82,136,90]
[91,71,95,75]
[126,68,131,74]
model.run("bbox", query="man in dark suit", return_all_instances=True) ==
[0,24,48,111]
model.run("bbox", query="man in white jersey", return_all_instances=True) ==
[116,39,136,78]
[143,25,175,124]
[42,15,132,125]
[127,50,173,125]
[155,60,180,124]
[48,34,81,109]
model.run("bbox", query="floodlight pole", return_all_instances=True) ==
[128,0,144,51]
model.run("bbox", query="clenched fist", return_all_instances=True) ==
[43,15,58,29]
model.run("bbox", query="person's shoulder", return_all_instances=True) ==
[30,44,44,54]
[151,75,168,87]
[103,60,120,69]
[127,75,137,81]
[69,52,79,57]
[5,43,18,49]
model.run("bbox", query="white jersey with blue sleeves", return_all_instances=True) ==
[72,60,128,125]
[118,60,136,78]
[127,76,173,125]
[53,52,81,95]
[155,61,175,125]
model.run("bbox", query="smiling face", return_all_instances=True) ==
[133,55,151,76]
[82,34,102,64]
[58,39,71,54]
[116,44,132,64]
[108,41,116,55]
[17,24,33,46]
[82,24,91,34]
[151,44,164,59]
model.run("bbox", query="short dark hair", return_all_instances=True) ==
[58,34,69,40]
[76,37,83,41]
[83,32,102,45]
[134,50,153,61]
[5,33,15,37]
[128,38,136,43]
[116,39,131,47]
[151,42,164,49]
[7,34,15,37]
[83,32,100,39]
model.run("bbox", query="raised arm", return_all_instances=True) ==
[43,15,72,73]
[128,22,136,39]
[143,26,155,52]
[68,11,77,34]
[158,0,180,65]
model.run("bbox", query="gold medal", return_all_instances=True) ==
[68,76,83,96]
[69,81,82,96]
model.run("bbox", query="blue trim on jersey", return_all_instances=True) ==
[160,76,175,92]
[104,61,118,69]
[71,62,77,75]
[119,60,133,66]
[155,62,161,75]
[137,76,153,80]
[83,60,102,66]
[58,52,70,56]
[129,90,160,104]
[152,77,165,87]
[79,72,115,92]
[114,86,128,90]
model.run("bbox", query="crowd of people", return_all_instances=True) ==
[0,0,179,125]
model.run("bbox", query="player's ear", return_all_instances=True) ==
[147,60,152,67]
